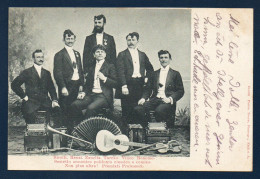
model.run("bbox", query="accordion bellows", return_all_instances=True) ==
[72,116,121,143]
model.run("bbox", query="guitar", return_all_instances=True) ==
[96,130,179,153]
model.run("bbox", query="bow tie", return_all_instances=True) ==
[73,62,77,69]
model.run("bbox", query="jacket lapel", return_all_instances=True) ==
[74,50,81,69]
[165,68,172,88]
[92,33,97,46]
[126,49,134,69]
[103,33,108,46]
[63,48,74,69]
[32,66,40,80]
[155,70,160,90]
[99,61,107,73]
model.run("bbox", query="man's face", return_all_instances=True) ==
[94,49,106,61]
[127,36,138,49]
[159,53,171,68]
[94,18,105,33]
[64,34,76,47]
[34,52,44,66]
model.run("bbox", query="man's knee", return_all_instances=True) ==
[155,105,170,117]
[134,105,145,115]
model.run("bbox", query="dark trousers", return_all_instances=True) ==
[22,106,50,124]
[59,80,80,126]
[121,78,144,124]
[69,93,109,128]
[134,97,175,128]
[22,106,61,125]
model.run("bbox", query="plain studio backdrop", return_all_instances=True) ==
[9,8,191,110]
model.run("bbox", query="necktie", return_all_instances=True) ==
[73,62,77,69]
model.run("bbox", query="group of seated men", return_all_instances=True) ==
[11,14,184,133]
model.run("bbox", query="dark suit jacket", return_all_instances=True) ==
[82,32,116,73]
[84,61,117,109]
[115,48,154,98]
[142,68,184,104]
[11,66,58,114]
[53,48,84,92]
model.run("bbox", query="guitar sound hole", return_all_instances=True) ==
[114,139,120,145]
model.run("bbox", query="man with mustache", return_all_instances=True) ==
[83,14,116,73]
[53,29,84,129]
[69,44,117,124]
[116,32,154,125]
[134,50,184,128]
[11,49,60,124]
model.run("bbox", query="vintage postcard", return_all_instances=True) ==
[7,8,253,171]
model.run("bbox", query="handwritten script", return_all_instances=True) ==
[192,10,245,169]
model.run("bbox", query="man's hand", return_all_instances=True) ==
[61,87,69,96]
[97,72,107,81]
[77,92,86,100]
[79,86,83,92]
[122,86,129,95]
[138,98,146,105]
[52,101,60,108]
[23,96,28,102]
[162,97,171,104]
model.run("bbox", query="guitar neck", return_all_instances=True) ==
[120,141,149,148]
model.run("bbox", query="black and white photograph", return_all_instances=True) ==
[8,8,191,158]
[7,7,253,171]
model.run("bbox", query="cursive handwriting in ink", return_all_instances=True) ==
[229,14,240,33]
[212,70,226,101]
[226,119,238,151]
[228,75,240,109]
[228,42,239,64]
[193,13,200,44]
[213,132,224,165]
[194,115,200,149]
[205,148,213,168]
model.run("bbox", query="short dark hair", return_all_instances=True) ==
[92,44,107,54]
[158,50,172,59]
[94,14,106,23]
[126,32,139,40]
[63,29,76,40]
[32,49,43,58]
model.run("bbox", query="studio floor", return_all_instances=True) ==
[8,125,190,157]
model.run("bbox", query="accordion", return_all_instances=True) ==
[127,124,145,144]
[24,111,49,151]
[146,122,171,144]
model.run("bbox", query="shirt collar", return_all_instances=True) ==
[160,65,170,71]
[34,63,42,71]
[128,47,138,52]
[96,32,104,36]
[96,59,105,66]
[65,45,74,51]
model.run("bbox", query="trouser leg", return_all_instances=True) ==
[133,98,160,127]
[85,93,109,118]
[155,103,174,127]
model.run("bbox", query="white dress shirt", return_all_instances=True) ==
[34,63,42,78]
[96,33,104,45]
[65,45,79,81]
[128,48,141,78]
[92,59,105,93]
[157,65,169,99]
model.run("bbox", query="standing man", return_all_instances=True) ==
[53,29,84,127]
[11,49,59,124]
[69,45,117,124]
[116,32,154,124]
[83,14,116,73]
[134,50,184,128]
